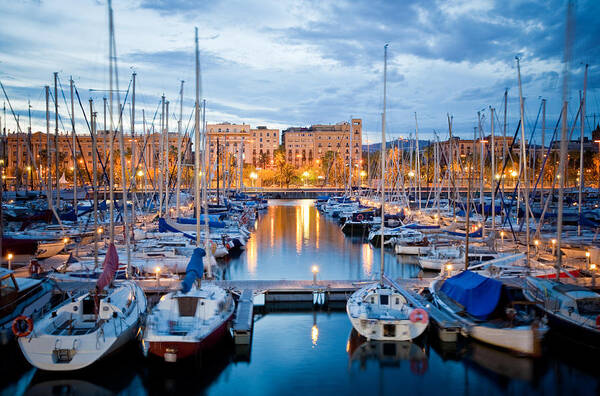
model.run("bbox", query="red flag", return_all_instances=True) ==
[96,243,119,290]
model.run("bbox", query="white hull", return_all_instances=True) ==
[346,283,428,342]
[37,241,66,259]
[394,244,431,255]
[470,325,543,356]
[18,281,146,371]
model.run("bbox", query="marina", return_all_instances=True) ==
[0,0,599,395]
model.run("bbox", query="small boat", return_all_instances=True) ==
[346,280,429,342]
[143,247,235,362]
[430,270,547,355]
[523,277,600,344]
[17,244,147,371]
[392,229,431,255]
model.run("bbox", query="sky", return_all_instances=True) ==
[0,0,599,144]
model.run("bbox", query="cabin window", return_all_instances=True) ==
[380,295,389,305]
[370,297,375,304]
[82,297,95,315]
[577,298,600,315]
[395,298,400,305]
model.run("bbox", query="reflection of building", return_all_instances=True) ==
[206,123,279,167]
[282,118,362,167]
[3,130,191,178]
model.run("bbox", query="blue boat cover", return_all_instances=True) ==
[444,228,483,238]
[441,270,502,319]
[176,217,226,228]
[158,218,197,241]
[181,248,205,293]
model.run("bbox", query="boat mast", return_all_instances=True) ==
[131,72,136,227]
[45,86,52,209]
[108,0,115,245]
[556,1,574,279]
[90,99,99,270]
[516,56,530,268]
[70,77,77,222]
[414,112,421,212]
[490,107,496,239]
[54,72,60,209]
[577,64,588,237]
[164,101,170,215]
[159,95,165,216]
[176,80,184,218]
[380,44,388,286]
[540,99,545,209]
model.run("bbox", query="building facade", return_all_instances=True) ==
[3,130,191,181]
[282,118,362,168]
[206,123,280,167]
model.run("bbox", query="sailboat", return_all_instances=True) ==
[346,44,429,342]
[142,28,235,363]
[16,244,147,371]
[142,248,235,362]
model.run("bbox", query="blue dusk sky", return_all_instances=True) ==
[0,0,598,143]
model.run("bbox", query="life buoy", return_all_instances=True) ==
[356,213,364,221]
[12,315,34,338]
[409,308,428,324]
[209,240,217,255]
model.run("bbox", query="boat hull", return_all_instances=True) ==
[470,324,544,356]
[146,312,233,362]
[395,245,431,255]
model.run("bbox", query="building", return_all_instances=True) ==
[438,135,514,158]
[282,119,362,167]
[206,123,280,167]
[2,130,191,181]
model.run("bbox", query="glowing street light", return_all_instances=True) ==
[249,171,258,188]
[7,253,13,270]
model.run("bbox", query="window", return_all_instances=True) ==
[380,295,389,305]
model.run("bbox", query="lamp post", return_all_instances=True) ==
[360,170,367,187]
[7,253,13,270]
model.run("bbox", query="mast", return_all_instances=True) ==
[159,95,165,216]
[414,112,421,211]
[465,136,473,270]
[380,44,388,286]
[103,97,107,202]
[577,64,588,236]
[478,111,484,234]
[70,77,77,222]
[557,1,574,279]
[164,100,170,215]
[118,104,131,276]
[54,72,60,208]
[216,136,220,203]
[194,27,202,249]
[131,73,136,227]
[490,107,496,238]
[516,57,530,268]
[201,99,211,278]
[90,100,99,270]
[176,80,184,218]
[45,86,52,208]
[541,99,546,208]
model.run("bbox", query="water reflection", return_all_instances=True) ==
[226,199,421,281]
[347,329,428,374]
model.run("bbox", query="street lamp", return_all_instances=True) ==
[302,171,309,187]
[7,253,13,270]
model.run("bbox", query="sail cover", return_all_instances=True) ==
[181,248,206,293]
[97,243,119,290]
[441,270,502,319]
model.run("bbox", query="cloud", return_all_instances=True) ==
[0,0,597,143]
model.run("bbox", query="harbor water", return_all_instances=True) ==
[2,199,599,396]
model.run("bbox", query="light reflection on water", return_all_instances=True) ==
[222,199,422,281]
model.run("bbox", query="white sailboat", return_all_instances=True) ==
[142,29,235,363]
[346,44,429,342]
[17,244,147,371]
